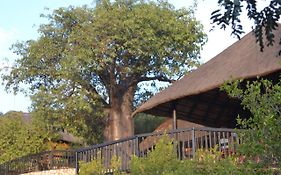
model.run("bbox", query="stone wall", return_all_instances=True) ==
[21,168,76,175]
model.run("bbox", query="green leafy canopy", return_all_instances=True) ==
[2,0,207,144]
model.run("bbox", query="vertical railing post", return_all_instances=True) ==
[192,127,196,158]
[135,136,139,157]
[5,163,8,175]
[75,151,79,175]
[7,163,9,175]
[50,151,54,169]
[4,163,6,175]
[173,109,177,130]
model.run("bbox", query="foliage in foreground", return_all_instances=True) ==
[78,132,279,174]
[79,155,125,175]
[0,112,52,164]
[222,78,281,168]
[130,135,278,175]
[131,135,179,175]
[130,135,239,175]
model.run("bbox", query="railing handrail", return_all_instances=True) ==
[136,127,194,138]
[194,127,239,132]
[135,127,239,138]
[75,127,233,153]
[0,149,76,165]
[76,135,137,153]
[0,127,239,163]
[0,127,240,174]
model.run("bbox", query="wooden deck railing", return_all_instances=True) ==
[0,150,76,175]
[0,127,241,175]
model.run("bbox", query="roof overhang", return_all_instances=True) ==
[133,25,281,128]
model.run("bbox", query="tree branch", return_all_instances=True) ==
[79,80,109,107]
[137,76,175,84]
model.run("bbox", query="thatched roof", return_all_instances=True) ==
[58,131,82,144]
[133,26,281,128]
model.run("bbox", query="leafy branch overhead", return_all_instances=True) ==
[211,0,281,52]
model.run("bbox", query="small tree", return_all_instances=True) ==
[222,78,281,167]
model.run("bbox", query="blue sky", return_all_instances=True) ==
[0,0,95,113]
[0,0,267,114]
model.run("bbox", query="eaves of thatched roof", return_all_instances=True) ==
[133,25,281,128]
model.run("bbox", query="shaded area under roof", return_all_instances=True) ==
[133,25,281,128]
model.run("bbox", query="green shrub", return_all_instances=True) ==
[131,137,240,175]
[79,159,104,175]
[0,112,50,163]
[131,134,180,175]
[130,135,279,175]
[222,78,281,168]
[79,155,125,175]
[192,147,237,174]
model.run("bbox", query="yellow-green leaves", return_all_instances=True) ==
[0,112,49,163]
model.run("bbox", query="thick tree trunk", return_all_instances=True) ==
[104,86,135,141]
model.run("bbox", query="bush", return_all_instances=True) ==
[79,159,104,175]
[131,134,180,175]
[192,147,239,175]
[130,135,279,175]
[222,78,281,168]
[0,112,50,163]
[79,155,125,175]
[130,136,239,175]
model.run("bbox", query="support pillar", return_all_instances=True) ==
[173,109,177,130]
